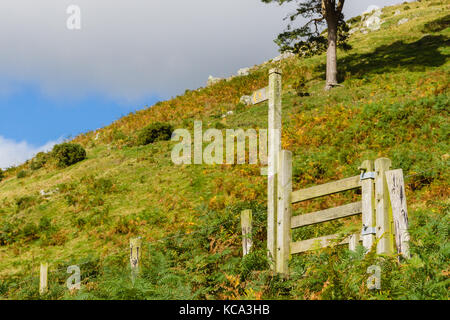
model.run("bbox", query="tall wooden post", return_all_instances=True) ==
[39,262,48,295]
[385,169,411,259]
[130,237,142,283]
[276,150,292,275]
[375,158,394,255]
[267,68,282,268]
[241,210,253,256]
[359,160,376,251]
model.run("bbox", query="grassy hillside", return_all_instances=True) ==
[0,1,449,300]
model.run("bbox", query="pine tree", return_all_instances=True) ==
[262,0,350,90]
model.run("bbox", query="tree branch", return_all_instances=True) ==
[305,17,325,34]
[337,0,345,15]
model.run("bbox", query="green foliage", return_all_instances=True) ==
[52,143,87,168]
[93,178,114,194]
[422,14,450,33]
[136,122,173,146]
[16,196,37,211]
[292,67,311,96]
[30,152,49,171]
[262,0,351,56]
[16,170,27,179]
[239,250,269,280]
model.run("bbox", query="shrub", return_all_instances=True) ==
[0,169,4,182]
[52,143,87,168]
[16,170,27,179]
[93,178,114,194]
[292,66,311,97]
[136,122,173,146]
[16,196,37,211]
[22,223,39,240]
[30,152,49,170]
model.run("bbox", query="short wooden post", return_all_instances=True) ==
[39,262,48,295]
[349,234,359,252]
[241,210,253,256]
[359,160,376,251]
[374,158,394,255]
[267,68,282,269]
[130,237,142,283]
[276,150,292,275]
[385,169,411,259]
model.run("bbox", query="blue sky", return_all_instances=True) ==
[0,84,160,146]
[0,0,409,169]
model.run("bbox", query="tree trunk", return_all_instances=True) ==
[325,17,338,90]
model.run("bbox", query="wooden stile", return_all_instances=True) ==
[291,201,362,229]
[291,175,361,204]
[385,169,410,259]
[276,150,292,275]
[267,68,282,268]
[359,160,376,251]
[291,233,360,254]
[375,158,394,255]
[241,210,253,256]
[39,262,48,295]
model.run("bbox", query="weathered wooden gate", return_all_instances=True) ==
[257,68,410,275]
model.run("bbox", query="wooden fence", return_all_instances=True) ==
[36,69,412,294]
[248,69,411,275]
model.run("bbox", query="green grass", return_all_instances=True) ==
[0,1,449,300]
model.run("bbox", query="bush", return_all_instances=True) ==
[0,169,4,182]
[52,143,87,168]
[16,170,27,179]
[16,196,37,210]
[93,178,114,194]
[30,152,49,170]
[136,122,173,146]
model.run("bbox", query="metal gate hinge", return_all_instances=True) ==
[361,226,376,236]
[360,171,376,181]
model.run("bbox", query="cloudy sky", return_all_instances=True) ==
[0,0,410,169]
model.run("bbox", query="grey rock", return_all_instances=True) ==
[394,9,401,16]
[364,16,382,31]
[237,67,250,76]
[398,18,409,25]
[240,95,252,105]
[273,52,294,62]
[207,75,223,87]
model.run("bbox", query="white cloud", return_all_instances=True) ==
[0,0,408,103]
[0,136,61,169]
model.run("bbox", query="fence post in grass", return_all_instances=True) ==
[241,210,253,256]
[359,159,376,252]
[276,150,292,276]
[374,158,394,255]
[130,237,142,283]
[385,169,411,259]
[39,262,48,295]
[349,234,359,252]
[267,68,282,269]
